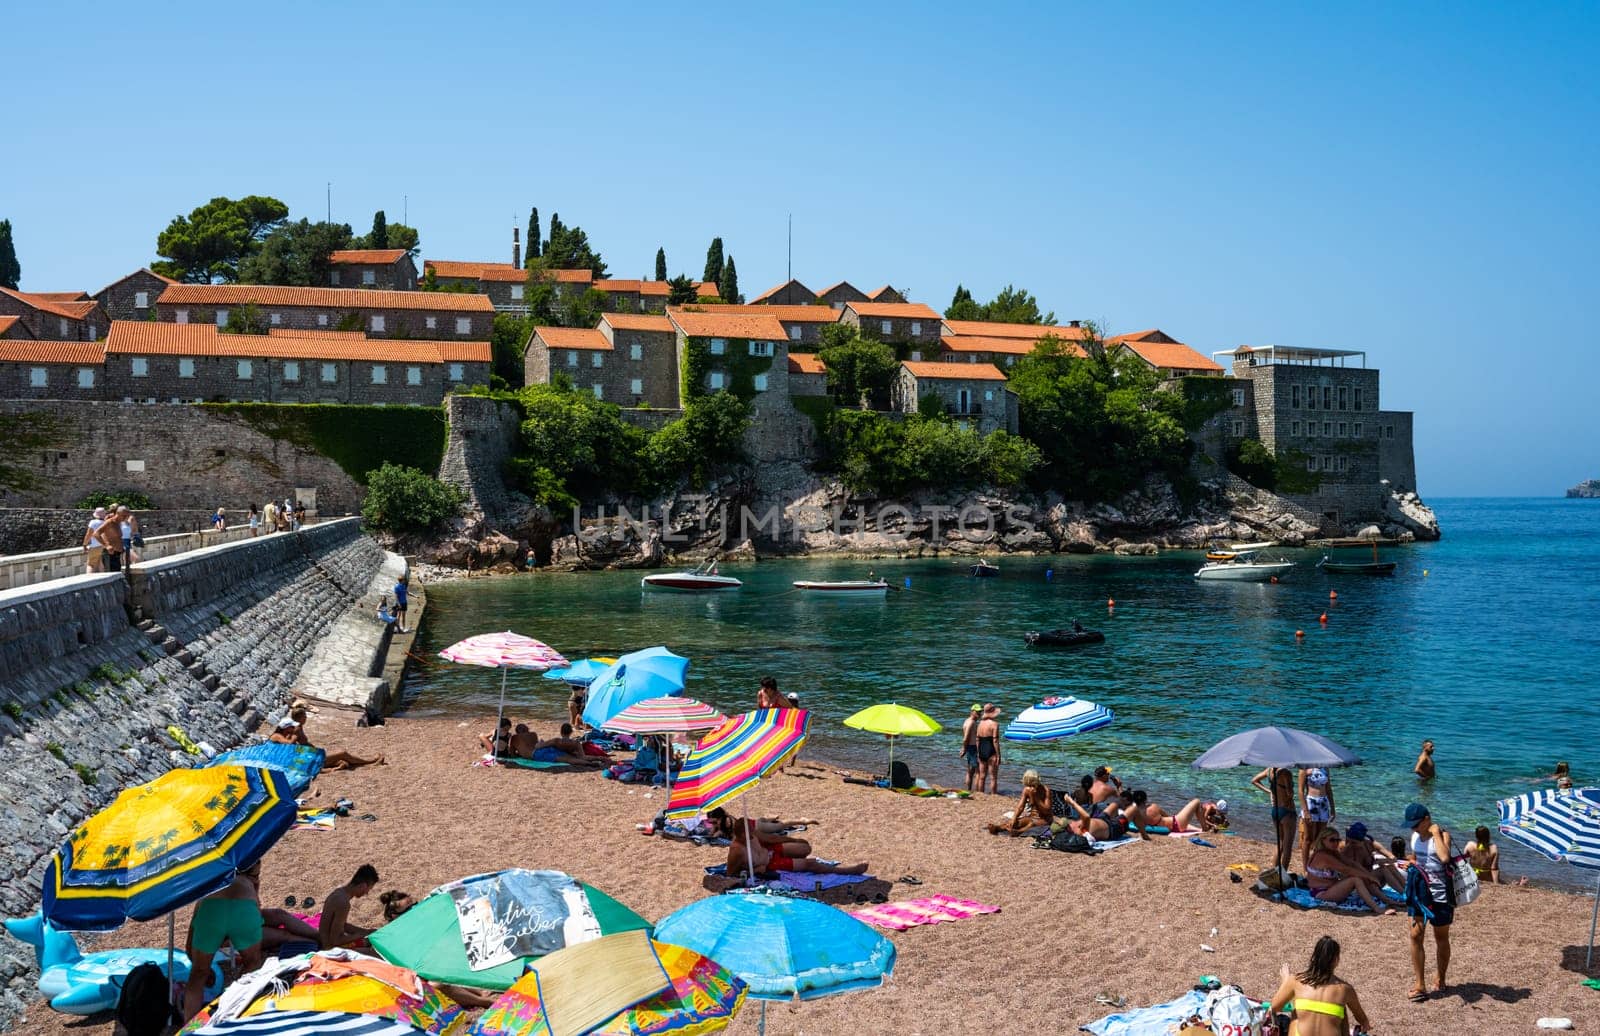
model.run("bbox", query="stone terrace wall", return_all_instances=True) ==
[438,394,524,526]
[0,517,385,1031]
[0,508,220,556]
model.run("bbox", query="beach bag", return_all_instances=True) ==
[1450,854,1481,906]
[1037,828,1098,854]
[1201,985,1262,1036]
[889,760,913,789]
[114,962,177,1036]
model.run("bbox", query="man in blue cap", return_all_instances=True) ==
[1401,802,1454,1001]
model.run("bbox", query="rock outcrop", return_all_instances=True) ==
[1381,481,1441,541]
[1567,479,1600,499]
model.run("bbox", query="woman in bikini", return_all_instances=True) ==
[1057,794,1127,841]
[1268,935,1371,1036]
[1298,766,1335,870]
[1252,766,1298,874]
[282,707,385,769]
[1306,828,1394,914]
[1464,825,1502,884]
[988,769,1053,835]
[1122,791,1225,838]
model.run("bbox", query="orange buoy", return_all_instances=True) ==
[1329,591,1338,600]
[1319,612,1328,624]
[1270,576,1278,584]
[1295,629,1305,639]
[1107,598,1116,608]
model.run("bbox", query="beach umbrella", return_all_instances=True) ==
[1002,696,1112,743]
[185,1011,427,1035]
[438,632,569,762]
[582,648,691,730]
[843,703,942,777]
[1497,787,1600,966]
[369,870,651,990]
[605,697,726,737]
[542,658,617,686]
[43,764,297,932]
[207,742,326,795]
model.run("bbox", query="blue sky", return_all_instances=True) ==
[3,3,1594,495]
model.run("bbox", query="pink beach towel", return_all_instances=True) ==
[848,894,1000,931]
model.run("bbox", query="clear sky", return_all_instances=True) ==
[3,3,1594,495]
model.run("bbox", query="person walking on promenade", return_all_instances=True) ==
[1402,802,1454,1001]
[961,704,981,791]
[247,504,260,536]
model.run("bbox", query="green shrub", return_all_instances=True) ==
[361,463,466,534]
[1228,438,1278,489]
[73,764,98,786]
[45,742,66,763]
[201,403,447,486]
[76,490,153,510]
[816,411,1040,495]
[2,701,22,720]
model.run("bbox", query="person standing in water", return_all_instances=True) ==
[960,704,982,792]
[1414,739,1436,780]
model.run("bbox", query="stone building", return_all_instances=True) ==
[93,268,178,322]
[866,285,906,303]
[524,326,626,403]
[592,279,670,314]
[595,312,679,408]
[423,259,518,291]
[477,266,534,312]
[688,304,841,349]
[1213,344,1417,527]
[840,301,943,355]
[0,339,106,400]
[0,288,108,341]
[814,281,868,308]
[0,316,29,339]
[665,309,790,413]
[421,261,602,314]
[938,319,1096,367]
[749,279,816,306]
[787,352,829,396]
[327,249,418,291]
[1108,330,1221,377]
[890,360,1017,435]
[155,284,495,340]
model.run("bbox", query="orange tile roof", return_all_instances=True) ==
[478,266,532,283]
[435,341,492,362]
[268,328,371,340]
[330,249,409,265]
[1116,339,1222,372]
[750,279,814,303]
[0,288,102,321]
[845,301,941,320]
[0,316,22,336]
[814,281,862,297]
[592,279,670,296]
[600,313,675,333]
[667,310,788,340]
[534,268,596,284]
[425,260,520,279]
[532,326,612,351]
[940,334,1084,358]
[787,353,827,375]
[942,319,1088,340]
[0,339,105,364]
[690,304,840,323]
[104,321,481,362]
[158,284,493,313]
[29,291,91,302]
[866,285,900,300]
[695,281,720,297]
[902,360,1007,382]
[1107,329,1166,343]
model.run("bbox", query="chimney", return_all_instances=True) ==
[512,227,521,269]
[1069,319,1081,328]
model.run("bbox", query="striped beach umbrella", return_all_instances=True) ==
[1498,786,1600,965]
[604,697,726,737]
[207,743,326,795]
[187,1011,426,1035]
[43,765,297,932]
[1002,696,1113,742]
[438,632,569,762]
[666,709,811,821]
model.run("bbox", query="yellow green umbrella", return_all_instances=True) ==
[842,703,942,777]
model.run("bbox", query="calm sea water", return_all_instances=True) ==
[407,498,1600,887]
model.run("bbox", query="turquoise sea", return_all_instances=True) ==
[407,498,1600,887]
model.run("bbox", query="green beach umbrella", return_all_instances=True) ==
[369,869,651,990]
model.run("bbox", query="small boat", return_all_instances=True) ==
[1025,627,1106,648]
[641,558,742,592]
[1194,551,1296,582]
[971,559,1000,578]
[793,579,889,596]
[1317,543,1396,575]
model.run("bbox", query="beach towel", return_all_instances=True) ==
[492,756,571,771]
[849,894,1000,931]
[1281,885,1399,913]
[703,863,872,891]
[1081,989,1206,1035]
[1092,837,1138,852]
[292,809,337,831]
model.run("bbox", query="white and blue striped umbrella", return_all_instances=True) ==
[1498,786,1600,967]
[190,1009,425,1034]
[1003,696,1114,742]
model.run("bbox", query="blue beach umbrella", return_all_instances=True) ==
[206,743,325,795]
[542,658,615,686]
[1497,786,1600,966]
[582,647,690,729]
[1003,696,1114,742]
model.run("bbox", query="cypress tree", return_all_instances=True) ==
[655,247,667,282]
[546,212,563,259]
[369,211,388,250]
[527,207,540,264]
[719,254,740,304]
[703,237,724,285]
[0,220,19,289]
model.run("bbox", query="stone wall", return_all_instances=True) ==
[0,508,220,556]
[0,400,365,513]
[438,394,525,526]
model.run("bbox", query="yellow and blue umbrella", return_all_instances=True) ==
[207,743,325,795]
[42,764,297,931]
[665,710,810,821]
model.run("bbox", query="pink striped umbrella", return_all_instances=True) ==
[438,632,569,762]
[603,696,726,736]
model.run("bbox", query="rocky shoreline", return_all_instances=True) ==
[1567,478,1600,498]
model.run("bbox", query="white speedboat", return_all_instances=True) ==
[641,559,742,592]
[1194,551,1296,582]
[792,579,889,596]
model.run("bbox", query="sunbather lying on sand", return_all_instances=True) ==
[1120,790,1226,838]
[519,732,603,767]
[273,709,385,770]
[707,807,816,857]
[725,829,868,879]
[1056,795,1128,841]
[988,769,1054,836]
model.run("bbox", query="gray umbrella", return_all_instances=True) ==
[1192,725,1362,771]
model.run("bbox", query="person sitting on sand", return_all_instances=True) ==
[1465,825,1503,884]
[1089,765,1122,804]
[380,890,416,920]
[1056,794,1128,841]
[480,718,513,756]
[507,724,539,759]
[1306,828,1395,914]
[988,769,1054,836]
[1070,774,1094,807]
[1268,935,1372,1036]
[319,864,379,950]
[286,707,384,769]
[1342,822,1405,890]
[552,723,613,763]
[1120,790,1225,838]
[725,825,868,879]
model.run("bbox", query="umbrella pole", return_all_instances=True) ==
[759,1000,768,1035]
[743,799,758,888]
[167,912,177,1017]
[887,735,894,781]
[1589,872,1599,970]
[493,665,508,763]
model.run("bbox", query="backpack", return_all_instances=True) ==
[1201,985,1262,1036]
[888,760,913,789]
[114,962,178,1036]
[1034,828,1100,854]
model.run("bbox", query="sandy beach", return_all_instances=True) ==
[22,707,1600,1035]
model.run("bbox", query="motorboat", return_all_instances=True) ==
[792,579,889,595]
[1194,551,1295,582]
[1024,627,1106,648]
[1317,544,1396,575]
[640,558,742,592]
[971,559,1000,578]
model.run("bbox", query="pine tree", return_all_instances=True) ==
[655,247,667,282]
[369,211,388,250]
[0,220,18,290]
[703,237,724,285]
[719,254,740,304]
[527,208,540,265]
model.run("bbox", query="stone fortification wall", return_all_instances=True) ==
[0,517,390,1031]
[438,394,523,526]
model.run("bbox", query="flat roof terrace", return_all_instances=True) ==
[1212,344,1367,368]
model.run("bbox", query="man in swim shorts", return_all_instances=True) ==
[725,827,868,879]
[184,863,265,1018]
[961,704,981,791]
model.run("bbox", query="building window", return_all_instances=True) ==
[566,350,578,367]
[788,325,801,341]
[591,383,603,400]
[511,284,525,300]
[1291,420,1301,436]
[984,389,994,401]
[1353,421,1363,437]
[330,270,342,286]
[371,365,387,384]
[317,313,329,327]
[29,367,47,387]
[215,309,229,327]
[1322,421,1332,436]
[1386,425,1395,439]
[1005,355,1015,366]
[407,366,421,385]
[630,378,643,395]
[270,312,281,326]
[179,358,196,379]
[630,343,642,361]
[748,341,773,357]
[61,317,71,336]
[283,361,300,382]
[134,290,149,309]
[753,373,769,391]
[448,363,464,381]
[1322,386,1332,409]
[1307,421,1316,437]
[1231,420,1244,436]
[591,352,603,368]
[1231,388,1245,406]
[708,371,725,390]
[131,357,149,377]
[1338,386,1348,410]
[370,315,386,333]
[1305,383,1314,409]
[1337,456,1347,472]
[236,359,252,380]
[910,350,923,362]
[1292,384,1301,408]
[362,269,376,286]
[175,309,189,324]
[880,320,893,335]
[1354,387,1363,411]
[1307,456,1318,472]
[709,338,725,355]
[321,363,337,383]
[455,317,471,335]
[425,316,437,330]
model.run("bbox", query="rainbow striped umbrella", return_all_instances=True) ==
[604,697,726,737]
[438,632,569,762]
[666,709,810,826]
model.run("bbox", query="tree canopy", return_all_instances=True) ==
[361,463,466,534]
[367,211,388,250]
[655,247,667,282]
[238,219,353,286]
[154,195,289,283]
[0,219,19,289]
[718,254,741,304]
[526,208,540,264]
[542,216,606,276]
[703,238,724,285]
[816,410,1041,496]
[817,325,898,408]
[666,274,700,305]
[944,283,1055,325]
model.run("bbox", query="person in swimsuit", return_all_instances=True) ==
[319,865,379,951]
[960,704,982,791]
[1553,760,1573,790]
[1088,765,1122,804]
[1070,775,1094,807]
[1058,794,1124,840]
[1268,935,1371,1036]
[1299,766,1335,869]
[1414,739,1435,781]
[707,807,815,858]
[1464,825,1502,884]
[568,684,588,731]
[184,863,264,1018]
[1252,766,1299,875]
[1306,828,1394,914]
[756,675,780,709]
[480,718,513,756]
[283,707,384,769]
[725,825,867,879]
[507,724,539,759]
[1343,821,1405,891]
[1402,802,1454,1000]
[1122,790,1226,838]
[988,769,1054,835]
[975,704,1001,795]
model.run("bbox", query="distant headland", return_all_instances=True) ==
[1567,479,1600,498]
